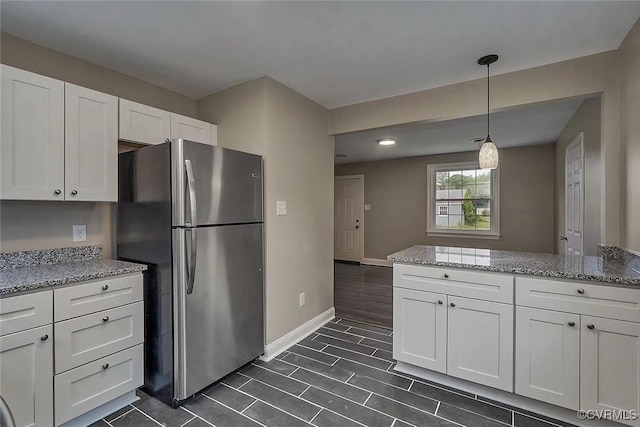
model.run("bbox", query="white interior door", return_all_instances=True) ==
[564,133,584,255]
[334,176,362,262]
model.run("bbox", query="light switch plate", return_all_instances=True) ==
[73,225,87,242]
[277,201,287,216]
[299,292,306,307]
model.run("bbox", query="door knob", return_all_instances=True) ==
[559,236,568,241]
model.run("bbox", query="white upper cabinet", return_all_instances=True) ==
[1,65,65,200]
[119,98,170,145]
[65,83,118,202]
[170,113,217,145]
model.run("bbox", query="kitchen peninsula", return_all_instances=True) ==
[389,245,640,427]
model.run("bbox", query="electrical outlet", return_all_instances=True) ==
[299,292,306,307]
[277,201,287,216]
[73,225,86,242]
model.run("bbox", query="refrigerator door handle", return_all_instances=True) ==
[186,228,197,294]
[185,159,198,227]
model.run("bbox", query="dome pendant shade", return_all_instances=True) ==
[478,54,499,169]
[479,138,499,169]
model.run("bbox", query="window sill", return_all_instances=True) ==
[426,231,502,240]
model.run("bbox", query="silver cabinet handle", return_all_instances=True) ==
[54,189,61,195]
[587,324,595,330]
[577,288,585,294]
[568,321,576,327]
[184,159,198,295]
[71,190,78,195]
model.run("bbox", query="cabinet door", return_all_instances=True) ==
[515,307,580,409]
[170,113,213,145]
[581,317,640,427]
[65,83,118,201]
[119,99,170,145]
[1,65,64,200]
[393,287,447,372]
[447,296,513,391]
[0,325,53,427]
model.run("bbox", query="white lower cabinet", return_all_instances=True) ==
[515,307,580,410]
[0,325,54,427]
[393,288,447,372]
[447,296,513,391]
[54,344,144,426]
[581,317,640,427]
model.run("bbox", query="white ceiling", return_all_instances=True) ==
[334,97,587,164]
[1,1,639,108]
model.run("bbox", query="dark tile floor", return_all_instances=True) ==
[92,318,578,427]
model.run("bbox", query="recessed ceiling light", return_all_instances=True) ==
[336,153,349,158]
[377,138,396,146]
[469,137,485,143]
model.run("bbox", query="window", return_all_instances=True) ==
[427,161,500,239]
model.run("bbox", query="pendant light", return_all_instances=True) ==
[478,54,499,169]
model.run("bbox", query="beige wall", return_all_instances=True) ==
[554,97,602,256]
[330,51,620,248]
[197,78,334,346]
[619,19,640,253]
[0,34,198,256]
[335,145,555,259]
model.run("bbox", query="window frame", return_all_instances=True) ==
[426,161,501,239]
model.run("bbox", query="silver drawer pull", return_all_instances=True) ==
[102,363,109,370]
[102,284,109,291]
[102,316,109,322]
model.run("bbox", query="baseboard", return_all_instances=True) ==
[261,307,335,361]
[394,362,622,427]
[362,257,393,267]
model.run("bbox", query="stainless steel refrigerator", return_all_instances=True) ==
[117,138,264,407]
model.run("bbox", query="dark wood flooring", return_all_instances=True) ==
[334,261,393,328]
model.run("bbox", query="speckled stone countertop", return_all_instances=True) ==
[388,245,640,286]
[0,245,147,296]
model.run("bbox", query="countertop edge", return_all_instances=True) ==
[0,264,148,297]
[387,257,640,287]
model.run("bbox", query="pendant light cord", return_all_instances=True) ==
[486,63,490,138]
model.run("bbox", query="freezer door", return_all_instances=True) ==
[173,224,264,401]
[172,139,263,227]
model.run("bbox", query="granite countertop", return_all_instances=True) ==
[388,245,640,286]
[0,245,147,296]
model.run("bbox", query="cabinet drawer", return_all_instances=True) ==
[55,301,143,373]
[394,264,514,303]
[515,276,640,322]
[0,290,52,336]
[54,274,143,321]
[54,344,143,426]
